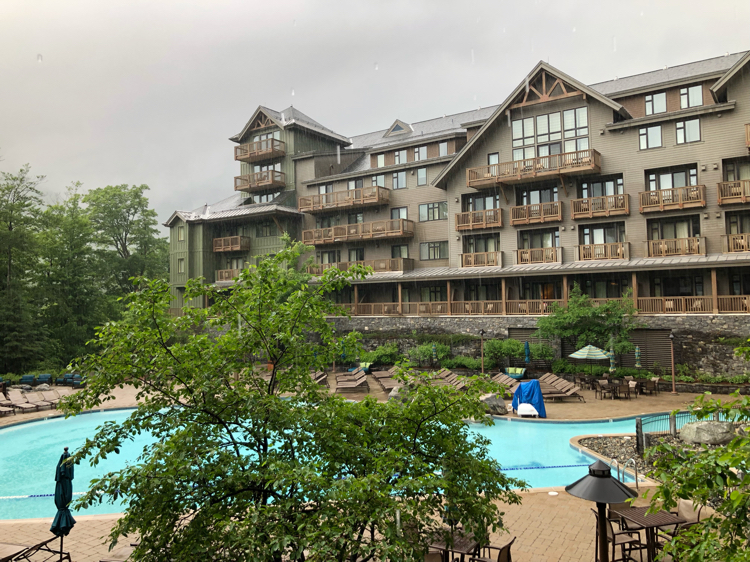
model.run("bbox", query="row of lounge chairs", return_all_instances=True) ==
[490,372,584,402]
[0,389,65,415]
[334,368,369,393]
[9,373,83,387]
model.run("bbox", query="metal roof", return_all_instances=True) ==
[230,105,351,145]
[163,191,302,226]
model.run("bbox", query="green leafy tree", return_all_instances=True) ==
[646,392,750,562]
[64,241,524,562]
[534,284,642,356]
[484,339,524,369]
[84,184,168,295]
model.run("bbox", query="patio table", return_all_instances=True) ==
[429,528,480,562]
[611,506,685,562]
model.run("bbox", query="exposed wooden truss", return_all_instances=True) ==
[509,70,585,109]
[250,113,276,131]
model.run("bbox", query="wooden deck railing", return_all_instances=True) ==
[466,149,601,188]
[515,247,560,264]
[639,185,706,212]
[298,186,389,213]
[637,296,713,314]
[722,233,750,253]
[213,236,251,252]
[234,170,286,192]
[234,138,286,163]
[450,301,504,315]
[746,123,750,147]
[307,258,414,275]
[510,202,562,225]
[455,209,502,230]
[646,237,705,257]
[576,242,628,261]
[719,295,750,313]
[460,251,502,268]
[717,180,750,205]
[215,269,240,282]
[301,219,415,245]
[506,300,562,315]
[571,194,629,219]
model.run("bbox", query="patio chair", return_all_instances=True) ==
[335,373,369,393]
[25,392,54,410]
[607,502,644,532]
[72,374,86,388]
[658,499,704,537]
[595,380,613,400]
[0,404,14,417]
[0,537,71,562]
[377,377,401,392]
[469,536,516,562]
[19,374,36,386]
[592,508,646,562]
[41,390,62,407]
[336,368,365,382]
[628,380,639,398]
[7,390,38,413]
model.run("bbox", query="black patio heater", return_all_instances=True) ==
[565,460,636,562]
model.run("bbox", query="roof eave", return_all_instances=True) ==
[710,51,750,101]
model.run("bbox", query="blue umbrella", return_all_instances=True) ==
[50,447,76,559]
[524,341,531,364]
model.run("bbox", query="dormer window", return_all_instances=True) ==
[645,93,667,115]
[376,154,385,168]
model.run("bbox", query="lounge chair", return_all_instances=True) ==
[41,390,62,407]
[372,366,399,379]
[377,377,402,391]
[25,392,54,410]
[72,375,86,388]
[335,373,369,393]
[0,403,13,417]
[7,390,37,413]
[469,536,516,562]
[336,368,365,382]
[0,536,70,562]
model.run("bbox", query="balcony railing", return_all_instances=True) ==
[234,138,286,163]
[746,124,750,147]
[647,237,705,257]
[215,269,240,282]
[719,295,750,313]
[639,185,706,213]
[637,296,713,314]
[450,301,504,315]
[466,149,601,188]
[460,251,502,268]
[717,180,750,205]
[301,219,415,245]
[234,170,286,193]
[571,194,629,219]
[723,233,750,253]
[576,242,628,261]
[510,202,562,225]
[515,247,560,264]
[506,299,562,315]
[213,236,251,252]
[455,209,502,231]
[298,186,390,213]
[307,258,414,275]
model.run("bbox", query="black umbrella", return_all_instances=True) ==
[565,460,636,562]
[50,447,76,561]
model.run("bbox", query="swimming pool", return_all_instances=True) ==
[0,410,641,520]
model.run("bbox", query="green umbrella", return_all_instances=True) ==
[50,447,76,561]
[569,345,610,378]
[635,346,642,369]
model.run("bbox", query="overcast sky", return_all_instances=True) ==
[2,0,749,232]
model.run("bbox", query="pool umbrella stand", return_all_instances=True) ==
[50,446,76,562]
[569,345,610,378]
[565,460,636,562]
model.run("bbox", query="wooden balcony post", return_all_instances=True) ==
[398,283,402,315]
[711,269,719,314]
[563,275,568,306]
[632,272,638,310]
[501,278,506,315]
[447,281,452,315]
[354,285,359,314]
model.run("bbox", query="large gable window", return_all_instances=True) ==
[512,118,535,161]
[563,107,588,153]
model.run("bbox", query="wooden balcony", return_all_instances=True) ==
[213,236,251,253]
[722,233,750,253]
[746,124,750,147]
[576,242,629,261]
[307,257,414,275]
[455,209,502,231]
[515,247,560,264]
[718,295,750,313]
[301,219,415,245]
[717,180,750,205]
[215,269,240,282]
[646,237,705,257]
[466,149,601,189]
[506,299,562,315]
[639,185,706,213]
[450,301,504,315]
[298,186,389,213]
[510,202,562,225]
[234,138,286,163]
[460,251,502,268]
[571,194,629,219]
[234,170,286,193]
[637,296,713,314]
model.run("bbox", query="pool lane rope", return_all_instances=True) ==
[0,492,86,500]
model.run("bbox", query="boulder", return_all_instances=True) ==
[11,384,33,392]
[480,393,507,415]
[738,424,750,438]
[388,386,406,402]
[680,421,735,445]
[36,384,50,391]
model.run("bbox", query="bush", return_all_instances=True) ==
[440,356,488,371]
[360,343,403,366]
[728,373,750,384]
[530,343,555,362]
[484,339,525,368]
[408,342,451,366]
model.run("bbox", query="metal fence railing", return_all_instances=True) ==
[635,411,744,456]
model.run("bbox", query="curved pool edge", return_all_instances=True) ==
[569,433,660,487]
[0,407,138,431]
[489,410,680,424]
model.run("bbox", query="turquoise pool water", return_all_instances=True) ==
[0,410,641,520]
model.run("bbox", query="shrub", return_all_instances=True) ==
[715,336,747,347]
[360,343,403,366]
[440,356,487,371]
[530,342,555,362]
[408,342,451,366]
[484,339,525,369]
[728,373,750,385]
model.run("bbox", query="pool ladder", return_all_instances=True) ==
[610,457,640,491]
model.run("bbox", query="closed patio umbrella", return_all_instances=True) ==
[50,447,76,561]
[609,346,616,374]
[635,346,642,369]
[569,345,610,378]
[524,341,531,364]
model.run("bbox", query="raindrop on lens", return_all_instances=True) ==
[291,88,295,96]
[572,27,576,33]
[37,54,43,63]
[374,63,379,71]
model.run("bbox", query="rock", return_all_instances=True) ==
[680,421,735,445]
[36,384,50,391]
[388,386,406,402]
[738,424,750,437]
[11,384,32,391]
[480,393,507,415]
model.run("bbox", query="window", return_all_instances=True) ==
[252,130,280,142]
[417,168,427,186]
[318,184,333,195]
[256,222,278,237]
[563,107,588,153]
[639,126,662,150]
[177,258,185,273]
[519,228,559,249]
[519,186,557,205]
[420,242,449,260]
[512,117,534,147]
[680,85,703,109]
[464,234,500,253]
[348,179,363,190]
[250,191,281,204]
[316,216,338,228]
[536,112,562,143]
[391,244,409,259]
[580,223,625,244]
[439,142,448,157]
[414,146,427,161]
[390,207,408,220]
[372,175,385,187]
[348,248,364,262]
[419,202,448,222]
[580,177,624,198]
[177,226,185,241]
[319,250,339,264]
[392,171,407,189]
[376,154,385,168]
[464,193,500,212]
[648,216,700,240]
[392,287,411,302]
[727,213,750,234]
[421,285,447,302]
[645,93,667,115]
[253,162,281,174]
[394,150,407,165]
[488,153,499,166]
[348,213,363,224]
[725,160,750,181]
[676,119,700,144]
[647,167,698,190]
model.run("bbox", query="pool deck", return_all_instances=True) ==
[1,380,703,561]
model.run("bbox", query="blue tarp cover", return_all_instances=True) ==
[512,379,547,418]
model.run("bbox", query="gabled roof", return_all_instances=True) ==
[432,61,629,188]
[710,51,750,100]
[163,191,302,227]
[384,119,413,137]
[229,105,350,145]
